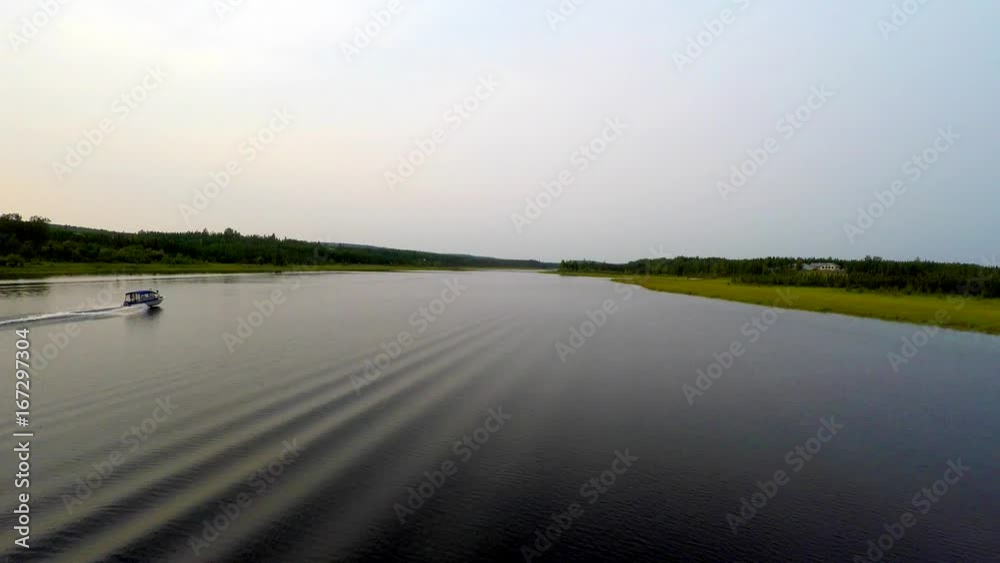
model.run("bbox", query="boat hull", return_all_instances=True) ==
[123,297,163,308]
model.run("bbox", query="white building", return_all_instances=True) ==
[803,262,842,272]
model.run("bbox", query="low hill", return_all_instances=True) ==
[0,214,556,270]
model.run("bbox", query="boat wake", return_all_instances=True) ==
[0,306,140,328]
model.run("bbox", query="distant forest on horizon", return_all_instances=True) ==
[560,256,1000,298]
[0,213,555,270]
[2,213,997,297]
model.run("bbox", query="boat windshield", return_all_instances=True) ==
[126,291,158,304]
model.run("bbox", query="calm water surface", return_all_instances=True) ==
[0,271,997,562]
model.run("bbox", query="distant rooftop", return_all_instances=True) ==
[803,262,842,271]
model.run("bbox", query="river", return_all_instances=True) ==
[0,271,996,561]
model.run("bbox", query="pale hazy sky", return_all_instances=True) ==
[1,1,997,263]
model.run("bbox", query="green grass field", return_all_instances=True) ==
[600,275,1000,335]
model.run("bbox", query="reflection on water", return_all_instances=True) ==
[0,271,996,562]
[0,283,50,298]
[126,306,164,323]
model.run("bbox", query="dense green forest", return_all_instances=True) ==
[0,213,555,270]
[560,256,1000,298]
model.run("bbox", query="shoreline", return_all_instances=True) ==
[7,264,998,336]
[0,262,551,280]
[565,273,1000,336]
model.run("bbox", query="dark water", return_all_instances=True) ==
[0,271,997,562]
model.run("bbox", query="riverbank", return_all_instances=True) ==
[0,262,487,280]
[589,274,1000,336]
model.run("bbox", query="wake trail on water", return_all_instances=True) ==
[0,306,142,328]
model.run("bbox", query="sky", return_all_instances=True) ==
[1,0,997,264]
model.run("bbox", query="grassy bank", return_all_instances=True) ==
[595,274,1000,335]
[0,261,470,279]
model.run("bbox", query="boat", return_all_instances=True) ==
[123,289,164,308]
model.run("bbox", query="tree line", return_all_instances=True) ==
[560,255,1000,298]
[0,213,555,270]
